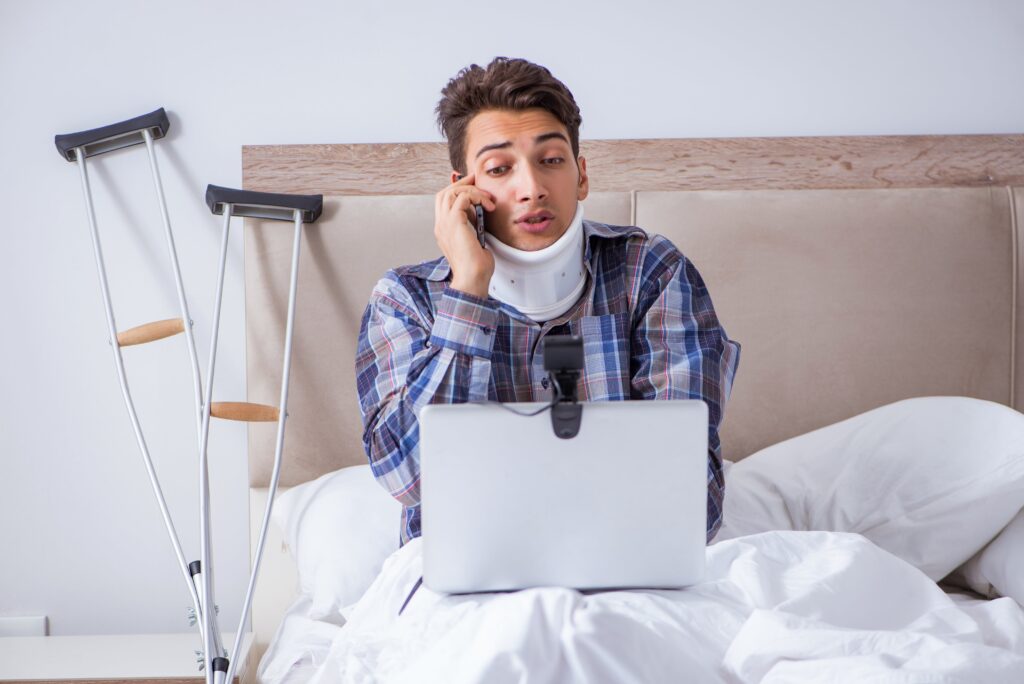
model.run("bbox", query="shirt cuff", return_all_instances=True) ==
[429,286,500,358]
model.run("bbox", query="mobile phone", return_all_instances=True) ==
[473,203,486,247]
[455,174,487,247]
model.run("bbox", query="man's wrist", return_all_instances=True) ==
[431,286,500,359]
[449,277,490,299]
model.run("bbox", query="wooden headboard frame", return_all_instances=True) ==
[244,135,1024,194]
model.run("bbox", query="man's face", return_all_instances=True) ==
[452,107,589,252]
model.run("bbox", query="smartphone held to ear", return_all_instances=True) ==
[473,204,486,247]
[455,174,487,247]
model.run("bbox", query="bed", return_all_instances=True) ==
[238,134,1024,682]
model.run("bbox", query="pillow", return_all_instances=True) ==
[946,507,1024,605]
[272,464,402,619]
[717,396,1024,581]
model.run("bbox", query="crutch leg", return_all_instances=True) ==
[227,208,304,684]
[195,202,234,679]
[200,185,322,684]
[140,127,205,436]
[140,123,215,654]
[57,109,206,645]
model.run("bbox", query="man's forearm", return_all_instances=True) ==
[358,286,499,507]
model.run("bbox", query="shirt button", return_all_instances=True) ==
[481,326,491,335]
[541,377,550,389]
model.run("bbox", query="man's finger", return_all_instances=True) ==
[450,187,496,212]
[451,191,473,212]
[450,192,481,226]
[450,187,481,210]
[472,189,497,211]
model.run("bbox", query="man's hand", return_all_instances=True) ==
[434,173,496,298]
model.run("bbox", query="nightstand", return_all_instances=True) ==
[0,632,253,684]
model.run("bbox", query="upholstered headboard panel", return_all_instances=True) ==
[243,136,1024,487]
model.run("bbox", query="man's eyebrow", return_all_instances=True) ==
[474,131,570,159]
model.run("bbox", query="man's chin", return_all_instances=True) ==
[504,222,563,251]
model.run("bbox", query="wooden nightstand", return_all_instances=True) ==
[0,632,253,684]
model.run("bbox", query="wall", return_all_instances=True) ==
[1,0,1022,636]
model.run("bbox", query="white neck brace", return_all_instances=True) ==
[485,202,587,322]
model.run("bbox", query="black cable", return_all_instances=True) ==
[398,576,423,616]
[490,371,563,416]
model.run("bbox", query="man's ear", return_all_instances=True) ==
[576,156,590,201]
[451,170,464,184]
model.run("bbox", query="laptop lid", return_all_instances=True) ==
[420,399,708,594]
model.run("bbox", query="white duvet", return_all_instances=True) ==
[262,531,1024,683]
[260,397,1024,683]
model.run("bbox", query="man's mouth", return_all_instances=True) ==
[518,218,552,233]
[516,211,554,232]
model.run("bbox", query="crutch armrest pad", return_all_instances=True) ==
[205,184,324,223]
[116,318,185,347]
[210,401,281,422]
[54,108,170,161]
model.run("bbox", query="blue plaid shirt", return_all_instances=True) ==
[355,220,741,546]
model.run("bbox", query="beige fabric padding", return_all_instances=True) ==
[636,187,1017,461]
[245,192,632,486]
[246,186,1020,485]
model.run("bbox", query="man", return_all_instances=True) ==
[355,56,741,546]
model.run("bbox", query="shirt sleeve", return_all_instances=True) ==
[355,273,499,508]
[628,237,741,543]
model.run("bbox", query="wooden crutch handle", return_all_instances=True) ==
[209,402,280,422]
[116,318,185,347]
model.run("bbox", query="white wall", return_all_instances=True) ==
[1,0,1021,636]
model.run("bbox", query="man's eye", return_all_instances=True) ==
[542,157,564,165]
[486,166,508,175]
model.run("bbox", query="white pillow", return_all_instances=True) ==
[717,396,1024,581]
[947,507,1024,604]
[272,465,401,619]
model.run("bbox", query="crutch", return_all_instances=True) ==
[54,109,211,646]
[199,184,323,684]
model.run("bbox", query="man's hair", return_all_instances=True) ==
[435,57,583,176]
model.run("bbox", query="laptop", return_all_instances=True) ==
[419,399,709,594]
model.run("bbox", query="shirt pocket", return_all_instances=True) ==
[571,312,631,401]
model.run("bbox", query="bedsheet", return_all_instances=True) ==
[259,530,1024,684]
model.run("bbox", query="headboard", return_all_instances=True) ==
[240,135,1024,674]
[243,134,1024,486]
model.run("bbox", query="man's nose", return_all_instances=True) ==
[515,164,547,202]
